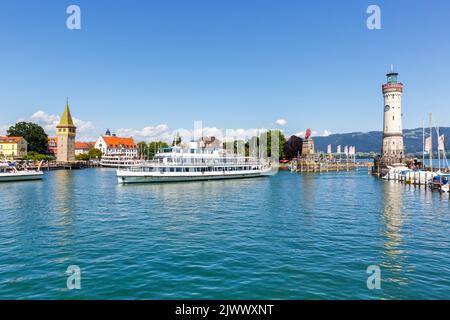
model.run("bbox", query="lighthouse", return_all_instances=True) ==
[381,68,404,164]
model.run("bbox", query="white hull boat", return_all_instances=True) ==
[382,165,410,181]
[404,170,437,184]
[117,168,272,184]
[441,184,449,193]
[0,171,44,182]
[117,142,273,184]
[0,162,44,182]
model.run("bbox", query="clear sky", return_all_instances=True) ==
[1,0,449,141]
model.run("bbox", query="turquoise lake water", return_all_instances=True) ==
[0,168,449,299]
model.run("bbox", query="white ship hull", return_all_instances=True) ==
[117,169,272,184]
[0,171,44,182]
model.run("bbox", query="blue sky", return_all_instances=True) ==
[1,0,449,141]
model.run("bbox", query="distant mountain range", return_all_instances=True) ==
[310,127,450,154]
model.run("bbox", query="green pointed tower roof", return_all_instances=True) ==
[57,99,76,128]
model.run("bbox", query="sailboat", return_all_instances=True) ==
[428,126,450,192]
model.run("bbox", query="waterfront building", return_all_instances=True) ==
[0,136,27,159]
[48,137,57,155]
[381,69,405,164]
[56,101,76,162]
[75,142,95,155]
[94,135,138,157]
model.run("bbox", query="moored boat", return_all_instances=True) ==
[100,154,142,168]
[428,174,450,192]
[404,170,438,185]
[117,142,273,184]
[0,161,44,182]
[382,164,410,181]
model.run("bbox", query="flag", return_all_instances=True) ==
[425,136,432,153]
[438,135,445,151]
[337,145,341,154]
[327,144,332,154]
[344,146,348,155]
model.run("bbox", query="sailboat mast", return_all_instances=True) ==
[429,113,433,172]
[422,120,425,169]
[437,127,441,171]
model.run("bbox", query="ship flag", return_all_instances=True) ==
[425,136,432,153]
[438,135,445,151]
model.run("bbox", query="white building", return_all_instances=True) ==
[75,142,95,156]
[95,135,138,157]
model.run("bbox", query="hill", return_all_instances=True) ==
[310,127,450,154]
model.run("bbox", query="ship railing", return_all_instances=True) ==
[139,161,265,166]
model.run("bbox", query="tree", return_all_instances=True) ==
[7,122,48,154]
[75,148,102,161]
[23,151,54,162]
[172,132,181,146]
[75,153,90,161]
[283,135,303,160]
[137,142,149,159]
[148,141,169,159]
[259,130,286,160]
[223,140,248,156]
[88,148,102,160]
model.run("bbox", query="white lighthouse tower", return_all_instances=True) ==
[381,67,405,164]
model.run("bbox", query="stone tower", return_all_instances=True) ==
[381,69,404,164]
[56,100,76,162]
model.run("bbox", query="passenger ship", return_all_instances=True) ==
[116,142,272,184]
[100,154,142,168]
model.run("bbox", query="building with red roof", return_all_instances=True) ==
[94,132,138,157]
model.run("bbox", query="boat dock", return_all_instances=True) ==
[291,160,372,173]
[17,161,99,171]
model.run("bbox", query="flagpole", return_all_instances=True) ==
[422,120,425,170]
[429,113,433,172]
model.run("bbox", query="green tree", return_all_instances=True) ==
[23,151,54,162]
[172,132,181,146]
[75,148,102,161]
[148,141,169,159]
[88,148,102,160]
[223,140,248,156]
[137,142,149,159]
[7,122,48,154]
[259,130,286,160]
[75,153,90,161]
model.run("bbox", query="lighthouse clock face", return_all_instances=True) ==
[384,105,390,112]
